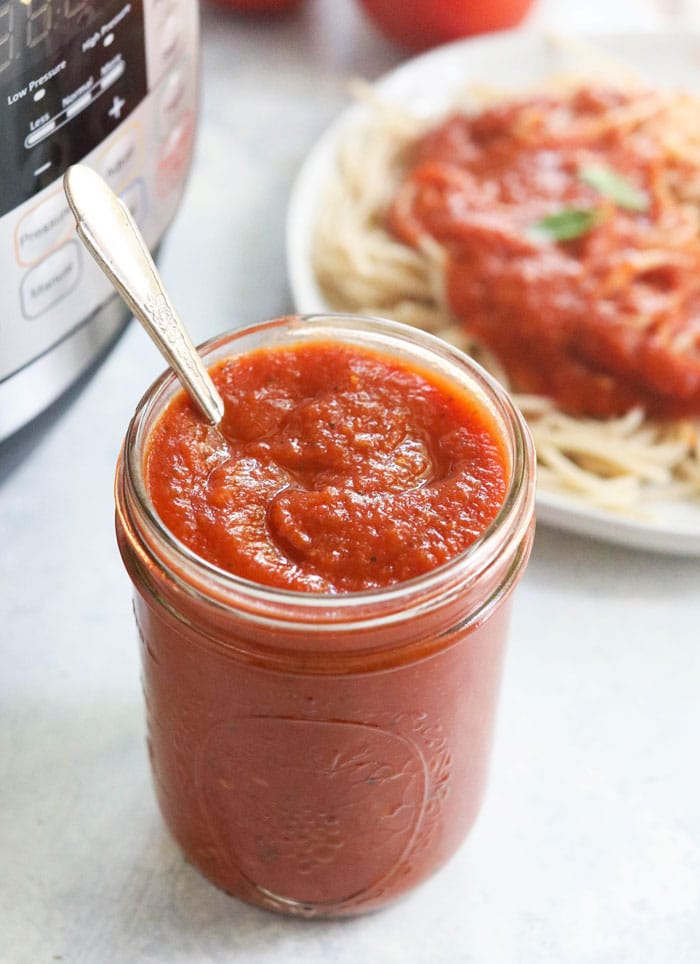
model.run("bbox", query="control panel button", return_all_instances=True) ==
[153,0,178,23]
[120,179,147,228]
[15,191,73,268]
[157,111,194,198]
[158,67,187,140]
[21,242,81,320]
[99,125,141,189]
[159,9,181,70]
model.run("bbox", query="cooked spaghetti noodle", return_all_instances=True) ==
[313,80,700,515]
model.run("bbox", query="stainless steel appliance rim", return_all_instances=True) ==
[0,294,130,441]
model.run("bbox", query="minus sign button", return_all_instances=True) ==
[34,161,52,176]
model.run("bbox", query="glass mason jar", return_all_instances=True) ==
[115,314,536,918]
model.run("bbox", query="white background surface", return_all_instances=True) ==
[2,1,700,962]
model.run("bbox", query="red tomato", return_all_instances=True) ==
[206,0,304,13]
[356,0,535,51]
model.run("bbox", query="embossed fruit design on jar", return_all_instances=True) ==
[115,314,535,917]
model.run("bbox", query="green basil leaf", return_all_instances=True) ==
[579,164,649,212]
[529,208,604,242]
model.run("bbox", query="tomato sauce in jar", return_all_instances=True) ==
[145,340,508,593]
[115,314,535,917]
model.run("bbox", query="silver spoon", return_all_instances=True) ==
[63,164,225,426]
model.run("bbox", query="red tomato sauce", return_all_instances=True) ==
[388,87,700,418]
[145,340,508,593]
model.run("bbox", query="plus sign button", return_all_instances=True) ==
[108,96,126,121]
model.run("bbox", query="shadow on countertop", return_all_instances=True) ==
[0,321,132,490]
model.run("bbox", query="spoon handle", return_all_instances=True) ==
[63,164,225,426]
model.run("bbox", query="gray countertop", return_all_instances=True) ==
[3,1,700,961]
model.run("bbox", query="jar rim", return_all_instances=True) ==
[119,313,535,627]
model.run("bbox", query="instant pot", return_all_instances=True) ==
[0,0,198,440]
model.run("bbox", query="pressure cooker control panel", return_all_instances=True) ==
[0,0,198,382]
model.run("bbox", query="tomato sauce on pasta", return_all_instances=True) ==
[387,87,700,418]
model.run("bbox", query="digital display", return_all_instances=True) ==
[0,0,147,216]
[1,1,97,83]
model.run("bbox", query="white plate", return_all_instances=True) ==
[286,30,700,556]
